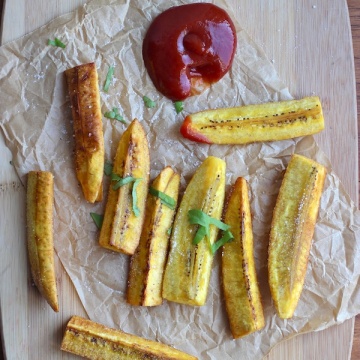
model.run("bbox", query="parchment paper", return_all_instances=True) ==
[0,0,360,359]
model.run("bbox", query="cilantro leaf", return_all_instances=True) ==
[90,212,103,229]
[48,38,66,48]
[174,101,184,114]
[103,66,114,92]
[149,187,176,210]
[143,96,156,108]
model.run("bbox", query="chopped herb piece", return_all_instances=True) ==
[104,108,126,124]
[192,226,208,245]
[208,217,229,231]
[111,175,137,190]
[114,114,125,123]
[188,209,230,247]
[167,227,172,236]
[149,187,176,210]
[90,212,104,229]
[143,96,156,108]
[103,66,114,92]
[174,101,184,114]
[104,110,116,119]
[188,209,229,237]
[48,38,66,48]
[104,161,113,176]
[132,179,142,217]
[211,230,234,254]
[110,173,121,182]
[111,174,142,216]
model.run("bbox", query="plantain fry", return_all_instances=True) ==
[26,171,59,312]
[268,154,326,318]
[127,166,180,306]
[99,119,150,255]
[61,316,198,360]
[65,62,104,203]
[180,96,324,144]
[222,177,264,338]
[162,156,226,306]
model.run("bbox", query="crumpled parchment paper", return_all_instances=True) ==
[0,0,359,359]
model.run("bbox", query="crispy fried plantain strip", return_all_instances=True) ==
[162,156,226,306]
[222,177,264,338]
[61,316,198,360]
[65,62,104,203]
[27,171,59,312]
[127,166,180,306]
[268,154,326,318]
[99,119,150,255]
[180,96,324,144]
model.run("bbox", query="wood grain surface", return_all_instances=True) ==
[0,1,359,359]
[349,1,360,359]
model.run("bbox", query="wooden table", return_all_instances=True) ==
[348,1,360,358]
[0,1,359,359]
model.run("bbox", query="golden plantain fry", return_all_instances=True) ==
[180,96,324,144]
[99,119,150,255]
[61,316,198,360]
[162,156,226,306]
[127,166,180,306]
[268,154,326,319]
[26,171,59,312]
[65,62,104,203]
[222,177,264,338]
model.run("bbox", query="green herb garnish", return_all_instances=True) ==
[167,227,172,236]
[104,161,113,176]
[149,187,176,210]
[48,38,66,48]
[104,108,126,123]
[211,229,234,254]
[174,101,184,114]
[188,209,231,253]
[103,66,114,92]
[143,96,156,108]
[188,209,229,237]
[193,225,208,245]
[111,174,137,190]
[111,174,142,216]
[90,212,104,229]
[132,179,142,217]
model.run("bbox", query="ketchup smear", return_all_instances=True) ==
[142,3,237,101]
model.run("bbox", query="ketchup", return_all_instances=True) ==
[142,3,237,101]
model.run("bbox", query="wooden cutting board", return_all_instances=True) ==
[0,0,357,359]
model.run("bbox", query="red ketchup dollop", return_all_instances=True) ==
[142,3,237,101]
